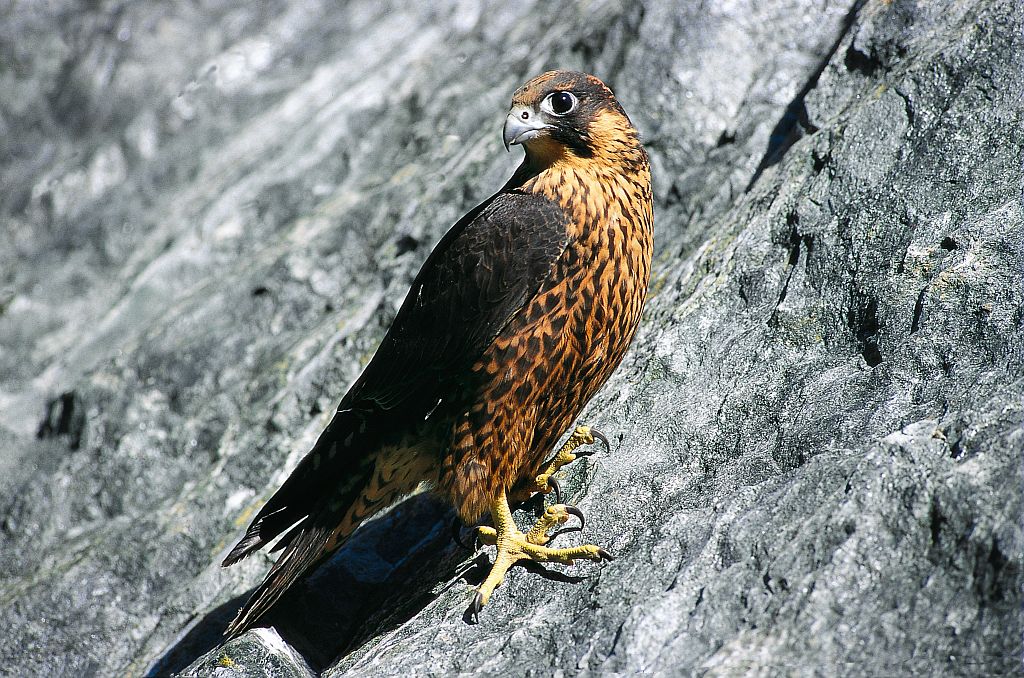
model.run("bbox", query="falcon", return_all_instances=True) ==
[222,70,654,634]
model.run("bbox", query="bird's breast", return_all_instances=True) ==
[521,159,654,387]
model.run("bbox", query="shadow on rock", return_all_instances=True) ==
[148,493,475,675]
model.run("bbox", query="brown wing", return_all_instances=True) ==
[347,189,571,415]
[221,189,570,635]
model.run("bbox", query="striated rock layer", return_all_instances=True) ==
[0,1,1020,675]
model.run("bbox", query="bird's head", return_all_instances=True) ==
[503,70,641,168]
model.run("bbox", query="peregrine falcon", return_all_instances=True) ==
[222,70,653,634]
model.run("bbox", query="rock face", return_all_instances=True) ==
[1,0,1020,675]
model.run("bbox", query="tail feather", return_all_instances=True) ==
[222,507,296,567]
[220,408,429,637]
[224,518,338,637]
[221,409,369,568]
[268,518,307,554]
[220,408,378,636]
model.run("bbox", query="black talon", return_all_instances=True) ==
[597,547,615,561]
[577,427,609,456]
[452,519,480,551]
[547,504,586,542]
[451,519,465,548]
[468,591,484,624]
[548,476,563,505]
[564,504,586,530]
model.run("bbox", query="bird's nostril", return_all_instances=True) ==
[521,111,529,120]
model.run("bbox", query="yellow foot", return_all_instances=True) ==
[469,493,612,621]
[534,425,609,503]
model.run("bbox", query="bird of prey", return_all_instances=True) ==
[222,70,653,634]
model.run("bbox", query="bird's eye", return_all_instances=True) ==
[545,91,577,116]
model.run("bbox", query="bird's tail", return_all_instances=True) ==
[221,408,378,637]
[223,432,428,637]
[223,510,346,637]
[223,465,378,637]
[224,408,385,569]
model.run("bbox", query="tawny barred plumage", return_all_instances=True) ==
[222,70,653,635]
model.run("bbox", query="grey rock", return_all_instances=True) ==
[181,628,315,678]
[0,0,1020,676]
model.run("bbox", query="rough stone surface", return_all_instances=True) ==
[1,1,1021,676]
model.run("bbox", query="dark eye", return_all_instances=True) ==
[547,91,577,115]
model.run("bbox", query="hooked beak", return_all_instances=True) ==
[502,106,550,151]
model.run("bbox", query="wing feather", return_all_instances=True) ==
[344,189,570,416]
